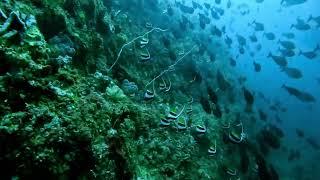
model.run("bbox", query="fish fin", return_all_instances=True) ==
[290,24,294,29]
[307,15,312,22]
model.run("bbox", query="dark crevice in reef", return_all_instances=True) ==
[109,137,132,179]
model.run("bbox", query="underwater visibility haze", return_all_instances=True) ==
[1,0,320,179]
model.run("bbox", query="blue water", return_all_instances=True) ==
[214,0,320,178]
[174,0,320,178]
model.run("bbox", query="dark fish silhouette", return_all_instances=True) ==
[177,2,194,14]
[230,58,236,67]
[282,32,295,39]
[250,20,264,31]
[237,34,247,46]
[210,9,220,20]
[199,13,210,29]
[295,129,304,138]
[227,0,232,8]
[279,48,295,57]
[278,40,296,50]
[282,84,316,103]
[308,15,320,27]
[268,52,288,67]
[213,6,224,16]
[256,44,262,51]
[225,35,233,47]
[253,61,261,72]
[281,0,307,7]
[204,3,211,9]
[306,137,320,150]
[264,32,276,40]
[243,87,254,112]
[281,67,303,79]
[210,25,224,37]
[291,18,311,31]
[207,86,218,104]
[249,34,258,42]
[299,45,319,59]
[217,70,231,91]
[215,0,221,5]
[192,1,203,10]
[239,46,245,54]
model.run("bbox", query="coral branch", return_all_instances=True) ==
[108,27,168,71]
[145,45,196,87]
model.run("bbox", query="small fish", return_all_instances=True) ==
[282,84,316,103]
[176,117,188,130]
[250,20,264,31]
[217,70,231,91]
[213,6,225,16]
[278,48,295,57]
[249,34,258,42]
[282,32,295,39]
[210,25,223,37]
[243,87,254,112]
[291,18,311,31]
[281,67,303,79]
[195,125,206,134]
[225,35,233,47]
[264,32,276,40]
[299,45,319,59]
[306,137,320,150]
[295,128,304,138]
[160,118,171,126]
[208,142,217,155]
[178,3,195,14]
[237,34,247,46]
[230,58,236,67]
[281,0,307,7]
[256,44,262,51]
[268,52,288,67]
[308,15,320,27]
[278,40,296,50]
[210,9,220,20]
[227,0,232,8]
[239,46,245,54]
[204,3,210,9]
[140,49,151,62]
[144,90,155,100]
[253,61,261,72]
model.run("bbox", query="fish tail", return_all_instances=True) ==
[290,24,294,29]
